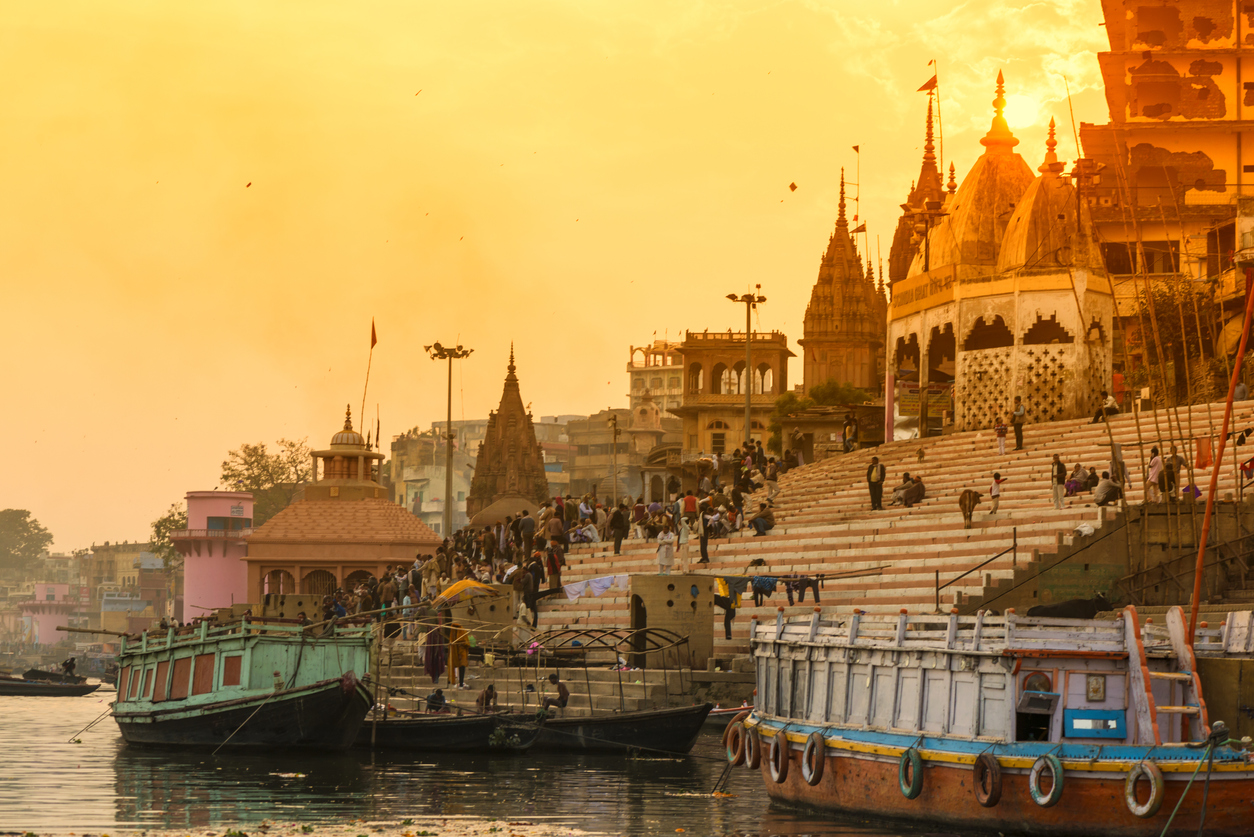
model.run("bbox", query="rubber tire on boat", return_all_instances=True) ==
[722,711,751,748]
[1124,761,1165,819]
[725,722,747,766]
[801,731,826,786]
[1028,754,1064,808]
[898,748,924,800]
[972,753,1002,807]
[768,730,791,784]
[745,727,762,769]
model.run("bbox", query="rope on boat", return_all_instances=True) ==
[66,705,115,742]
[211,690,281,757]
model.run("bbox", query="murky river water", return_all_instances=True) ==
[2,692,959,836]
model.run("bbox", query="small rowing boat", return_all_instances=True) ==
[0,674,100,697]
[355,711,544,753]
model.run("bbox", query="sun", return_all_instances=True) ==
[1002,94,1042,130]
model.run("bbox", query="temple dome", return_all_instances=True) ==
[329,405,367,448]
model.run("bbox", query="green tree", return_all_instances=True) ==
[220,438,313,526]
[150,502,189,572]
[767,380,867,453]
[0,509,54,571]
[1129,278,1222,406]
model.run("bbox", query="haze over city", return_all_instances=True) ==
[1,1,1110,550]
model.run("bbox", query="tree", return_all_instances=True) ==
[0,509,54,571]
[220,438,313,526]
[1128,278,1222,406]
[767,380,867,453]
[150,502,188,572]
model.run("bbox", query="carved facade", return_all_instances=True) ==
[888,96,950,290]
[799,175,889,393]
[888,75,1115,432]
[466,348,550,516]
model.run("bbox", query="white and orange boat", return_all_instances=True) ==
[725,605,1254,836]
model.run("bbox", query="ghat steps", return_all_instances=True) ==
[540,401,1254,654]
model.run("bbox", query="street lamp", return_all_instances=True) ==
[726,286,767,451]
[608,413,620,507]
[425,341,473,538]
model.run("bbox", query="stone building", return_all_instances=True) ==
[388,430,475,536]
[888,95,951,290]
[1080,1,1247,327]
[627,340,684,415]
[799,175,889,393]
[888,74,1114,432]
[245,407,441,600]
[672,329,793,455]
[566,393,682,501]
[465,348,550,516]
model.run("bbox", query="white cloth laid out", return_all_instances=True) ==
[588,576,615,597]
[563,574,630,601]
[563,580,590,600]
[612,574,628,590]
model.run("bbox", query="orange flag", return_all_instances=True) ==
[371,318,378,349]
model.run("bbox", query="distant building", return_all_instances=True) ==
[389,430,475,535]
[170,491,253,618]
[799,174,888,393]
[245,406,441,599]
[19,582,86,646]
[627,340,684,415]
[466,348,550,517]
[83,541,150,630]
[566,394,681,501]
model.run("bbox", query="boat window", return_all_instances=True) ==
[170,657,192,700]
[1064,709,1126,739]
[152,660,170,702]
[192,654,215,696]
[129,668,142,700]
[118,666,131,700]
[1015,671,1058,742]
[143,668,154,698]
[222,655,242,687]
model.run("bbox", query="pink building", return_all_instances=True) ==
[20,582,85,646]
[170,491,253,617]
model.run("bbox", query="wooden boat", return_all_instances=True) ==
[22,668,88,685]
[354,711,544,753]
[112,617,374,751]
[528,702,713,754]
[0,674,100,697]
[729,606,1254,837]
[705,704,753,729]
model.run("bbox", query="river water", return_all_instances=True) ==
[1,692,939,836]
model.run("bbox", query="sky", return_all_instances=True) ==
[0,0,1111,551]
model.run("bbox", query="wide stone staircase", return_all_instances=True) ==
[538,401,1254,654]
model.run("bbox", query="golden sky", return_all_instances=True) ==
[1,1,1109,550]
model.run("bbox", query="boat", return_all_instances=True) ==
[705,704,753,729]
[727,605,1254,837]
[354,710,545,753]
[528,702,713,753]
[22,668,88,685]
[0,674,101,697]
[112,616,374,751]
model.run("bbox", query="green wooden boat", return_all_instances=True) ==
[112,617,374,751]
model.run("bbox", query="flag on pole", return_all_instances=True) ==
[918,75,937,92]
[852,223,867,234]
[371,318,377,348]
[852,145,859,153]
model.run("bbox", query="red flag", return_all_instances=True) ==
[852,223,867,234]
[918,75,938,92]
[370,318,377,349]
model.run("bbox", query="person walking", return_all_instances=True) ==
[866,456,886,510]
[994,415,1008,456]
[1164,445,1186,501]
[519,510,536,557]
[1050,453,1066,510]
[656,523,676,574]
[609,503,628,555]
[1147,447,1164,503]
[989,472,1007,515]
[1011,396,1026,450]
[765,457,779,499]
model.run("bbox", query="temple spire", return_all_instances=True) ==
[923,96,937,169]
[837,169,847,228]
[947,163,957,194]
[343,404,353,432]
[1039,116,1064,174]
[979,70,1019,153]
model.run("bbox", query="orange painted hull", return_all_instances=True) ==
[756,745,1254,837]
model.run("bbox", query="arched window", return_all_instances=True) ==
[731,361,746,395]
[755,363,774,395]
[707,420,730,429]
[1022,314,1075,345]
[962,316,1015,351]
[263,569,296,595]
[712,362,729,394]
[344,569,373,590]
[302,569,337,596]
[688,363,704,394]
[750,420,766,430]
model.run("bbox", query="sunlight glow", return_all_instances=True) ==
[1002,94,1042,130]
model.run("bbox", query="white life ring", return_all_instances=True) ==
[1124,761,1165,819]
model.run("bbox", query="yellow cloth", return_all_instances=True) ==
[715,577,742,609]
[447,623,470,682]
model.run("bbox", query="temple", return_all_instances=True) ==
[799,172,888,393]
[465,347,550,517]
[887,95,948,290]
[244,406,441,600]
[888,73,1114,432]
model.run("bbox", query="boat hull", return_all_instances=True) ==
[22,668,88,685]
[0,679,101,697]
[749,721,1254,837]
[529,703,713,754]
[115,676,372,751]
[354,712,543,753]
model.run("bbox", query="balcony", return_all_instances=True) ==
[169,528,253,540]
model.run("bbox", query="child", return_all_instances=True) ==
[989,472,1007,515]
[994,416,1008,456]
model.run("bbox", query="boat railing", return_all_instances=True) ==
[123,616,374,654]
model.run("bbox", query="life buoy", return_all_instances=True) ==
[1124,761,1165,819]
[745,727,762,769]
[972,753,1001,807]
[1028,754,1064,808]
[724,722,746,766]
[801,731,826,786]
[768,730,791,783]
[721,711,750,748]
[898,748,924,799]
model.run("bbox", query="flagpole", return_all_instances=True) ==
[933,59,944,177]
[360,318,377,431]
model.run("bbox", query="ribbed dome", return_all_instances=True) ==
[330,404,366,448]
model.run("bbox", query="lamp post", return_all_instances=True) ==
[726,286,767,450]
[425,341,473,538]
[608,413,620,507]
